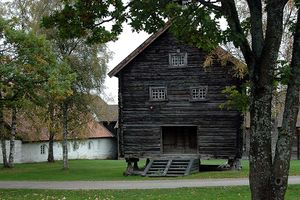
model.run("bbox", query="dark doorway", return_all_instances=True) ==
[162,126,197,154]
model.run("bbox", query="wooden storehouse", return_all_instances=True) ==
[108,23,244,176]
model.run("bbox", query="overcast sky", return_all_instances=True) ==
[102,24,149,104]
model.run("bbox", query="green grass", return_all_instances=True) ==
[0,185,300,200]
[0,159,299,181]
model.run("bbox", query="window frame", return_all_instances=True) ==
[88,141,93,150]
[73,141,79,151]
[169,52,188,67]
[40,144,46,155]
[190,86,208,101]
[149,86,168,101]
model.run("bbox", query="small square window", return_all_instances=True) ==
[150,87,167,101]
[40,144,46,155]
[191,86,208,100]
[169,53,187,67]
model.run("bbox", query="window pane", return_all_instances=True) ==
[170,53,186,66]
[191,86,207,100]
[150,87,166,100]
[40,145,45,155]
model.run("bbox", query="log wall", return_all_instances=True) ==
[118,31,243,159]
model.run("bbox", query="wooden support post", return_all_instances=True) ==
[123,159,133,176]
[123,158,141,176]
[228,158,242,170]
[133,158,139,170]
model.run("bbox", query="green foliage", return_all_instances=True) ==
[130,1,225,50]
[129,0,170,33]
[219,83,250,114]
[168,4,223,50]
[275,60,292,86]
[0,17,74,108]
[42,0,126,44]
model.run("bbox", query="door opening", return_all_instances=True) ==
[162,126,197,154]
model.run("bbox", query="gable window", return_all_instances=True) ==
[190,86,208,101]
[40,144,46,155]
[150,87,167,101]
[169,53,187,67]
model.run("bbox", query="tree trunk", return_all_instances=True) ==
[47,103,55,163]
[0,139,8,167]
[0,104,8,168]
[271,10,300,200]
[8,106,17,168]
[249,83,273,200]
[48,134,55,162]
[62,101,69,170]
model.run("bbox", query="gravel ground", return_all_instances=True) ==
[0,176,300,190]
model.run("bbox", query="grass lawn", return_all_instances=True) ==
[0,159,299,181]
[0,185,300,200]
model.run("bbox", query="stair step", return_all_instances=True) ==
[167,169,186,172]
[149,166,167,169]
[168,169,186,171]
[171,162,188,164]
[169,164,188,167]
[143,159,199,177]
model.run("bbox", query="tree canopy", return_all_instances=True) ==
[4,0,300,199]
[0,17,75,107]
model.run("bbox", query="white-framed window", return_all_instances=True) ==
[169,53,187,67]
[150,86,167,101]
[40,144,46,155]
[73,141,79,151]
[190,86,208,100]
[88,141,93,150]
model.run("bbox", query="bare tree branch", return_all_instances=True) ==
[246,0,264,58]
[220,0,254,70]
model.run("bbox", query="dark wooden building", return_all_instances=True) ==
[244,106,300,160]
[108,23,244,175]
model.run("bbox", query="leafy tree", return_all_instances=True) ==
[5,0,110,167]
[44,0,300,199]
[131,2,300,200]
[0,17,75,168]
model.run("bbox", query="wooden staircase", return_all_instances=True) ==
[142,159,199,177]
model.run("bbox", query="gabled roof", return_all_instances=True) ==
[88,95,118,122]
[3,96,116,142]
[108,21,172,77]
[19,121,114,142]
[108,21,246,78]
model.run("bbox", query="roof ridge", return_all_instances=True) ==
[108,21,172,77]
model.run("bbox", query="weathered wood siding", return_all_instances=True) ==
[243,128,300,160]
[291,130,300,159]
[118,31,242,159]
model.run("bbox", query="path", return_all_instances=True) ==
[0,176,300,190]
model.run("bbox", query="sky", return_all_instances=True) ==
[102,24,149,104]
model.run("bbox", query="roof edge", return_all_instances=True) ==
[108,21,172,77]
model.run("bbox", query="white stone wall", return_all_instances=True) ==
[68,139,117,160]
[1,138,117,163]
[0,140,23,163]
[22,142,57,163]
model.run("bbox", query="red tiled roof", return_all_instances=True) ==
[4,101,115,143]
